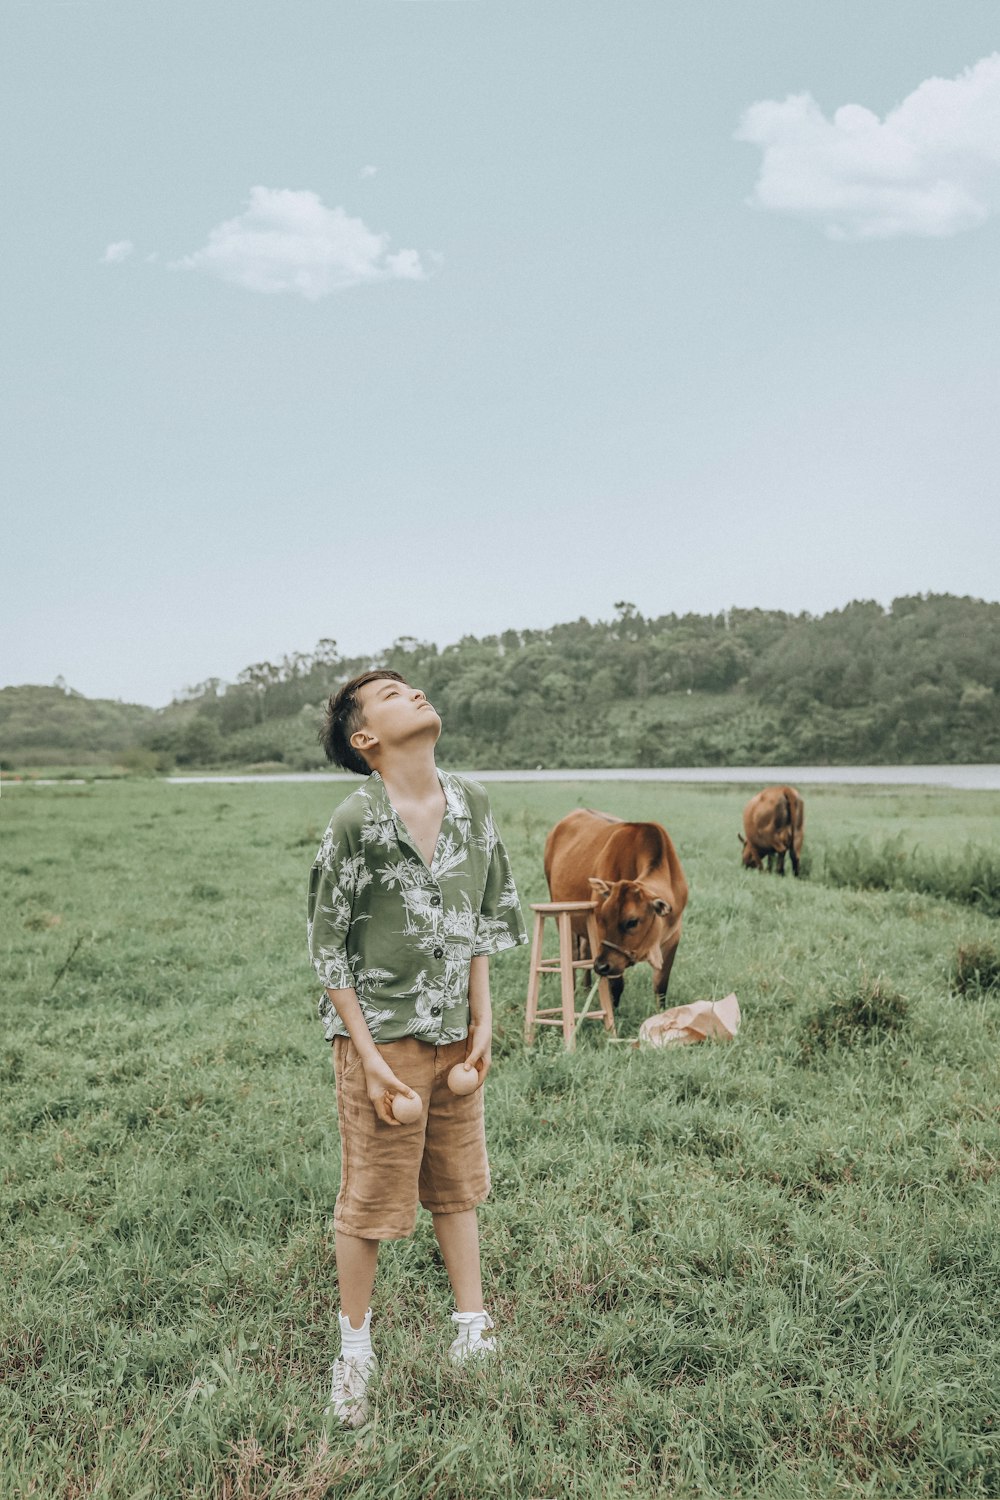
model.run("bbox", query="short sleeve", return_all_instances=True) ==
[307,823,357,993]
[473,826,529,958]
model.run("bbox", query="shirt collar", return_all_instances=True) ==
[366,767,472,839]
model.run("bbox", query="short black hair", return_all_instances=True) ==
[319,670,407,776]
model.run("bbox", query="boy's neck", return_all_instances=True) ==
[374,744,442,805]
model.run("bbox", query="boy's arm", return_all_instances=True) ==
[464,787,528,1078]
[324,984,382,1068]
[470,797,529,960]
[325,984,419,1126]
[464,954,493,1078]
[308,818,416,1125]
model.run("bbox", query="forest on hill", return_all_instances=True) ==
[0,682,157,764]
[3,594,999,770]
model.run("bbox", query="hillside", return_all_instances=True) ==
[3,594,999,770]
[0,684,158,766]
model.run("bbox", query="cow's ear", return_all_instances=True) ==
[651,897,671,916]
[588,877,611,897]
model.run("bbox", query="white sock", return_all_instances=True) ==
[451,1308,494,1347]
[338,1306,373,1364]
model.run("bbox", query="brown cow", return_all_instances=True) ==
[543,809,688,1008]
[740,785,805,876]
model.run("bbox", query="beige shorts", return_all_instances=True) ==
[331,1034,491,1241]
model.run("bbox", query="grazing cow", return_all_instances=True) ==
[740,785,805,876]
[543,809,688,1008]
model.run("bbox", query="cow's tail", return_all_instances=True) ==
[782,788,794,848]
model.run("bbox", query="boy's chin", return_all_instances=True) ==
[400,715,442,745]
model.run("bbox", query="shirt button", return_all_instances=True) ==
[433,946,444,958]
[430,893,441,906]
[431,1005,443,1016]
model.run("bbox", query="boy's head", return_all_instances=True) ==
[319,670,441,776]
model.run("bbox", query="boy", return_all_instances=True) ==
[307,669,528,1427]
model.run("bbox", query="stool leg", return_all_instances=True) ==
[524,912,545,1046]
[587,913,617,1033]
[557,911,577,1050]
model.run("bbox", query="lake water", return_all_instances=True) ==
[158,765,1000,791]
[7,765,998,791]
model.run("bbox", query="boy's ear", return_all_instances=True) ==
[350,728,378,752]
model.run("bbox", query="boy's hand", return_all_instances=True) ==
[464,1017,493,1083]
[362,1053,419,1126]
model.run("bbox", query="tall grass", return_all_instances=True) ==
[798,975,909,1061]
[951,942,1000,996]
[821,831,1000,916]
[2,780,1000,1498]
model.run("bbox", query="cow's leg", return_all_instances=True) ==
[789,843,801,878]
[573,930,592,989]
[610,976,625,1009]
[653,942,679,1007]
[764,851,774,874]
[776,849,786,876]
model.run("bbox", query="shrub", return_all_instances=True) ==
[822,835,1000,917]
[951,942,1000,997]
[822,833,912,892]
[800,975,909,1058]
[288,748,328,772]
[118,747,160,776]
[176,718,224,766]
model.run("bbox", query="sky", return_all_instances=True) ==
[4,1,1000,708]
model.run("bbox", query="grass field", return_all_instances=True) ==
[2,778,999,1499]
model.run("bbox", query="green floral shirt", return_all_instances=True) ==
[307,768,528,1046]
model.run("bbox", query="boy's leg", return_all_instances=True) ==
[431,1208,483,1312]
[335,1230,379,1326]
[433,1207,496,1363]
[419,1041,495,1360]
[327,1231,379,1426]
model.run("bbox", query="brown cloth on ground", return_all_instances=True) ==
[636,993,741,1048]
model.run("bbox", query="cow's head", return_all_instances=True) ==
[587,877,672,976]
[738,833,763,870]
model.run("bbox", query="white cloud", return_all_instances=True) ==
[102,240,134,264]
[736,52,1000,239]
[171,186,426,299]
[359,164,378,179]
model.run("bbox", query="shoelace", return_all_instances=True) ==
[328,1356,371,1405]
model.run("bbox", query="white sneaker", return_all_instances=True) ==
[325,1353,377,1427]
[448,1311,496,1366]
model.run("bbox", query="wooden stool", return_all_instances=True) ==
[524,901,616,1050]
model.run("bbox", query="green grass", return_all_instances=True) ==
[2,779,999,1499]
[951,941,1000,997]
[821,832,1000,917]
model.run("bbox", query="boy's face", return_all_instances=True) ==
[352,677,441,761]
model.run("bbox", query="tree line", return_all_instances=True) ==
[4,595,998,770]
